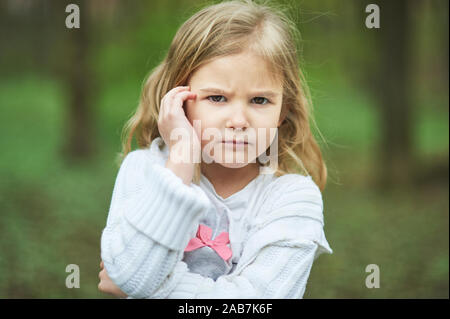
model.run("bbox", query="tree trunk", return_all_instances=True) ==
[60,0,96,162]
[375,0,415,188]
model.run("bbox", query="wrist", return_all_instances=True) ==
[165,157,195,185]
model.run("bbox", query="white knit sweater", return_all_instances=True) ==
[100,137,333,299]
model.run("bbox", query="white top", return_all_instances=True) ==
[100,137,333,299]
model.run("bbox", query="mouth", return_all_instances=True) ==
[222,140,249,145]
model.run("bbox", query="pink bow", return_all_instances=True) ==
[184,224,232,261]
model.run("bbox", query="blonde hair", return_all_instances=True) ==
[120,0,328,191]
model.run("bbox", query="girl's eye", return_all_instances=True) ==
[207,95,270,105]
[252,97,269,105]
[207,95,226,103]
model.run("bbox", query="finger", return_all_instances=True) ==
[165,87,192,117]
[98,282,112,295]
[172,91,196,110]
[167,86,190,101]
[100,261,104,268]
[171,92,196,116]
[160,87,188,120]
[183,92,197,109]
[163,86,190,113]
[99,268,108,280]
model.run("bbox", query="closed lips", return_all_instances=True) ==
[222,140,249,144]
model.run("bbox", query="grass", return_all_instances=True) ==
[305,163,449,298]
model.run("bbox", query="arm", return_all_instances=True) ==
[148,176,333,299]
[151,217,330,299]
[152,238,321,299]
[100,150,211,298]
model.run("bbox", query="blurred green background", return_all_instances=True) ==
[0,0,448,298]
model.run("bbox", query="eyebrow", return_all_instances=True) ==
[199,87,280,99]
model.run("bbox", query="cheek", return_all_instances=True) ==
[254,127,277,152]
[253,118,280,149]
[255,113,280,132]
[185,99,209,122]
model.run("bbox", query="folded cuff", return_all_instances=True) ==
[124,163,211,250]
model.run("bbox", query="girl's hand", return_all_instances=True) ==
[158,86,201,185]
[158,86,201,164]
[98,261,127,298]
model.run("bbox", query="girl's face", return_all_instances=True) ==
[185,51,284,168]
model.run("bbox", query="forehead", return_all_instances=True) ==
[189,52,282,90]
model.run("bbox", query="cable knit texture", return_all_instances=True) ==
[100,137,333,298]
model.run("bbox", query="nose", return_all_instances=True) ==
[225,105,250,131]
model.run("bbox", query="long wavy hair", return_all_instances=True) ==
[119,0,329,191]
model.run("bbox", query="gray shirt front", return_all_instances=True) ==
[182,172,276,280]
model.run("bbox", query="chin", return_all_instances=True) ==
[215,155,260,169]
[217,162,250,169]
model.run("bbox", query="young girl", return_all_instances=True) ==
[98,0,333,299]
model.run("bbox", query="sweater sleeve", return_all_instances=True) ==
[100,149,211,298]
[147,174,333,299]
[150,238,321,298]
